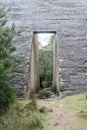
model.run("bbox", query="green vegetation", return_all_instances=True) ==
[1,93,87,130]
[58,93,87,111]
[39,93,87,130]
[58,93,87,130]
[80,112,87,119]
[0,7,24,112]
[39,35,54,88]
[0,7,43,130]
[0,100,43,130]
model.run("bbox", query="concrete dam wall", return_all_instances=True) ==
[0,0,87,97]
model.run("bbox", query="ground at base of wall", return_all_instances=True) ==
[37,92,87,130]
[35,87,59,99]
[0,93,87,130]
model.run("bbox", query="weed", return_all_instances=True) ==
[0,100,44,130]
[79,113,87,119]
[28,111,43,130]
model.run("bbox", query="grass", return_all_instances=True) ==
[42,92,87,130]
[58,92,87,130]
[58,92,87,111]
[1,93,87,130]
[0,99,43,130]
[80,113,87,119]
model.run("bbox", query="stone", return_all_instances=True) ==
[1,0,87,97]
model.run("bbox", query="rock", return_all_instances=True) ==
[80,110,87,113]
[39,106,48,113]
[53,122,59,126]
[38,88,58,99]
[39,106,53,113]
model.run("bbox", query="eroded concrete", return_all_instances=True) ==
[0,0,87,97]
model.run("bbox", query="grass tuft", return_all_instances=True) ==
[0,99,44,130]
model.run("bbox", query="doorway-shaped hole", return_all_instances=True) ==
[38,33,54,89]
[29,31,60,97]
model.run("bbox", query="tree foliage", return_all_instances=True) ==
[0,7,22,111]
[39,35,54,87]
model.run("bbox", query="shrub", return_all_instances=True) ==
[0,7,23,112]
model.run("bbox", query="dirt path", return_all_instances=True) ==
[38,99,79,130]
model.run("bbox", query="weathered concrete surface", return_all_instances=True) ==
[0,0,87,96]
[29,33,40,97]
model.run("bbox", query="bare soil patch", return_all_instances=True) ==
[38,99,80,130]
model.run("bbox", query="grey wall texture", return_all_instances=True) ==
[0,0,87,97]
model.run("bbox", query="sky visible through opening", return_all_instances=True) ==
[38,33,54,47]
[38,33,54,87]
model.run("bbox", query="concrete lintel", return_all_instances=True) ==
[33,31,56,34]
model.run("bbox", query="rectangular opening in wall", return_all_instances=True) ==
[30,31,60,97]
[37,32,55,89]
